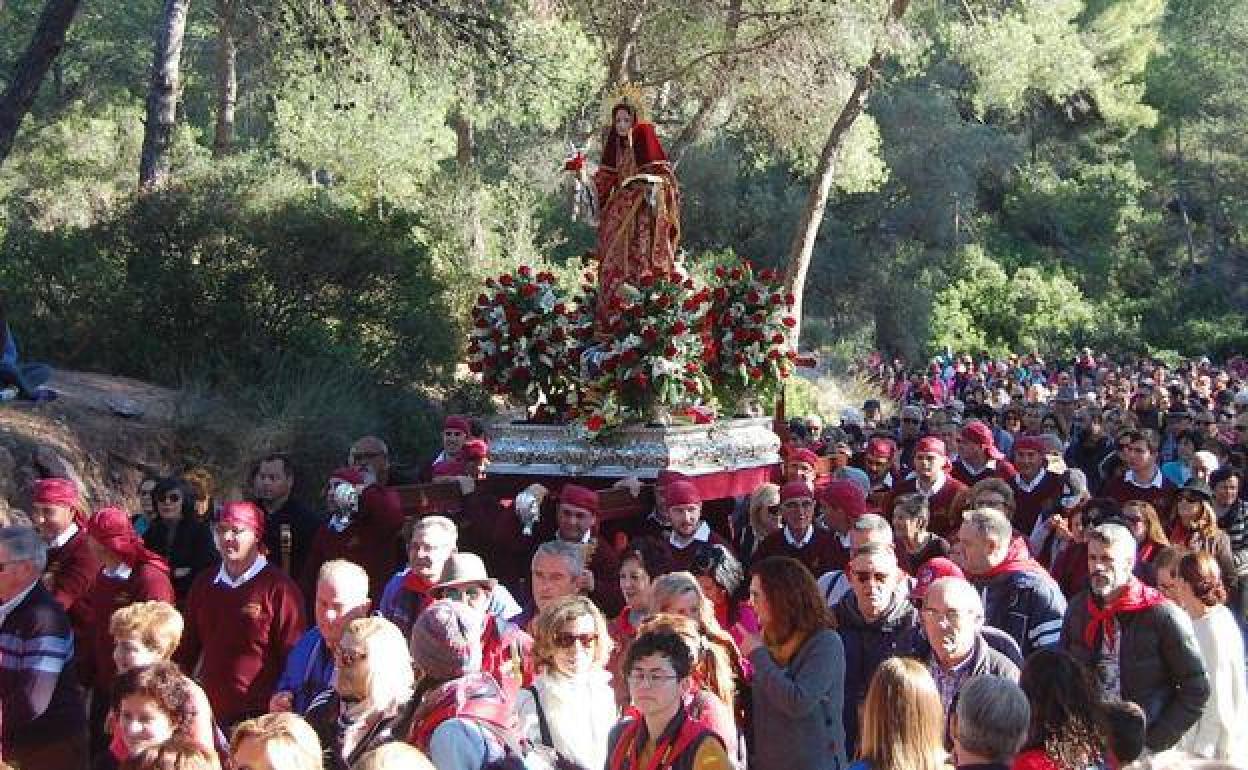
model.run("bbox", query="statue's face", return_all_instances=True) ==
[614,107,634,138]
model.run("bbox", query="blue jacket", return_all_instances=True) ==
[2,323,17,367]
[275,627,335,715]
[977,568,1067,659]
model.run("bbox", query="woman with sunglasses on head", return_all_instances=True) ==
[516,595,617,770]
[141,477,217,602]
[737,484,781,567]
[1117,500,1170,586]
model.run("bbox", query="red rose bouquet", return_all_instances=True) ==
[707,261,797,410]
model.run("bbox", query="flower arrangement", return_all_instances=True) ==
[581,271,713,436]
[707,261,798,410]
[467,266,590,422]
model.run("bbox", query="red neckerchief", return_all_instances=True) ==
[402,572,434,594]
[1083,577,1166,648]
[976,536,1050,579]
[607,708,710,770]
[407,673,512,750]
[1138,541,1157,564]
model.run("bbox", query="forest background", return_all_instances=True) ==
[2,0,1247,462]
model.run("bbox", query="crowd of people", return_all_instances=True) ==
[2,350,1248,770]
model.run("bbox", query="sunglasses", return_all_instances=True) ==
[554,632,597,649]
[1177,494,1206,504]
[158,494,182,503]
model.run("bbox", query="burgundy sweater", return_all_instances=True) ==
[82,561,176,693]
[752,528,848,578]
[1009,470,1069,536]
[178,563,305,726]
[44,528,100,638]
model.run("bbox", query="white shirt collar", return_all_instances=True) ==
[784,525,815,548]
[669,521,711,550]
[872,471,894,491]
[1014,468,1048,493]
[1124,467,1163,489]
[916,472,947,497]
[0,580,39,627]
[102,563,133,580]
[214,554,268,588]
[50,522,79,550]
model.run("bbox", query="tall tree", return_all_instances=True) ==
[783,0,909,344]
[139,0,192,191]
[213,0,237,157]
[0,0,82,167]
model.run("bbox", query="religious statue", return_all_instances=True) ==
[566,84,682,332]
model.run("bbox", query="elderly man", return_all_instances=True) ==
[302,465,405,604]
[919,576,1019,722]
[664,479,732,571]
[953,421,1016,487]
[179,501,306,726]
[816,510,893,607]
[952,675,1030,770]
[431,552,532,703]
[889,437,968,538]
[271,559,372,715]
[1061,522,1209,756]
[753,480,848,578]
[959,508,1066,657]
[378,515,457,638]
[29,477,98,635]
[251,453,321,579]
[832,543,923,756]
[0,524,88,768]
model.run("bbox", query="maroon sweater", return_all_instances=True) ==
[667,529,734,573]
[178,562,305,726]
[44,528,100,639]
[301,485,405,603]
[82,561,176,693]
[752,527,848,578]
[888,475,969,539]
[951,458,1018,487]
[1009,470,1069,536]
[1099,470,1176,521]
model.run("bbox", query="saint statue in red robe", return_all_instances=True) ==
[584,93,682,332]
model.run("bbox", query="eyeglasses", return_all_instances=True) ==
[627,670,680,687]
[1196,420,1215,426]
[439,585,487,603]
[554,632,598,649]
[349,451,384,462]
[921,607,974,626]
[158,494,182,503]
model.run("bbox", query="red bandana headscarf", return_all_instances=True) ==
[32,477,86,525]
[87,508,169,573]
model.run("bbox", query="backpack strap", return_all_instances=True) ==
[525,684,553,747]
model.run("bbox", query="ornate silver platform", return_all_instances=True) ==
[486,417,782,478]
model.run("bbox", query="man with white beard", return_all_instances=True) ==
[1060,522,1209,761]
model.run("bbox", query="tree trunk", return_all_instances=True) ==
[139,0,192,192]
[212,0,237,158]
[0,0,83,167]
[604,2,648,92]
[452,110,487,263]
[784,0,911,345]
[668,0,742,164]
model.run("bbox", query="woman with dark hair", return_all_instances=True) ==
[1171,551,1247,763]
[1170,480,1237,595]
[141,477,218,601]
[740,556,846,770]
[1014,649,1111,770]
[689,544,759,650]
[99,662,219,769]
[608,537,673,706]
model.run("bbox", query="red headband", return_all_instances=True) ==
[87,507,153,566]
[1015,436,1047,454]
[960,422,1004,460]
[218,501,266,540]
[779,480,815,503]
[33,478,81,509]
[818,479,867,520]
[444,416,471,434]
[865,438,895,460]
[664,480,701,508]
[915,437,947,457]
[787,448,819,468]
[559,484,599,514]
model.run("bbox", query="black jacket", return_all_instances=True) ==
[1060,590,1210,752]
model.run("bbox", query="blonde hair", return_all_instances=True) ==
[353,742,436,770]
[316,559,370,601]
[748,484,781,535]
[857,657,946,770]
[110,601,185,659]
[341,616,415,711]
[531,595,612,673]
[230,713,323,770]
